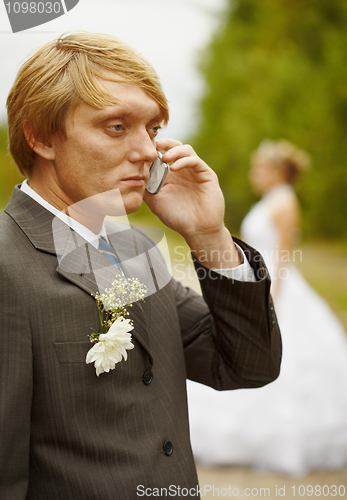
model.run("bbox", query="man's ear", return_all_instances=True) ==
[23,121,55,161]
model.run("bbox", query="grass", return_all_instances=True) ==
[295,240,347,330]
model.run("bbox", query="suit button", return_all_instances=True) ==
[163,440,173,456]
[142,369,153,386]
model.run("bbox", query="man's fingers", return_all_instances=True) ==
[155,138,183,151]
[155,138,213,177]
[168,155,203,172]
[155,139,198,165]
[162,144,196,164]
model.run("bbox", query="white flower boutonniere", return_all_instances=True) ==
[86,277,148,376]
[86,317,134,377]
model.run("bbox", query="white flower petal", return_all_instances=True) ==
[86,317,134,376]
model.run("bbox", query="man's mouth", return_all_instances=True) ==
[120,176,147,187]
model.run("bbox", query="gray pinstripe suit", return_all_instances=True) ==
[0,186,281,499]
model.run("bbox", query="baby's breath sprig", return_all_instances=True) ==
[90,277,148,343]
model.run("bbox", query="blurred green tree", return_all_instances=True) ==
[0,124,24,209]
[189,0,347,238]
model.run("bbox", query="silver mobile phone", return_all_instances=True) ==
[146,152,169,195]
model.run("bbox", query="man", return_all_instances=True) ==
[0,32,281,499]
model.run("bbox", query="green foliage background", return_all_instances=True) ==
[0,126,23,209]
[189,0,347,239]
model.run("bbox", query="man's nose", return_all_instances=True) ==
[130,131,158,164]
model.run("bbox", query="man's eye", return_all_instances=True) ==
[109,124,123,132]
[149,126,161,135]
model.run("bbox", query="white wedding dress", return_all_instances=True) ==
[187,184,347,475]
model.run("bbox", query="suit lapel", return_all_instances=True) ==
[5,186,153,361]
[5,185,58,254]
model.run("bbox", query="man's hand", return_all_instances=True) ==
[143,138,242,270]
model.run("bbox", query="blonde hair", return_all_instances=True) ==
[7,31,169,176]
[252,139,311,184]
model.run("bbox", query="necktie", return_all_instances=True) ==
[98,236,123,273]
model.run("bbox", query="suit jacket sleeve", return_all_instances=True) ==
[0,260,32,499]
[174,237,282,390]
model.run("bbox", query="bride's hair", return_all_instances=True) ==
[252,139,311,184]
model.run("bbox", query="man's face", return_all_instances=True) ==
[50,79,162,216]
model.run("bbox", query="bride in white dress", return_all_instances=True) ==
[187,140,347,475]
